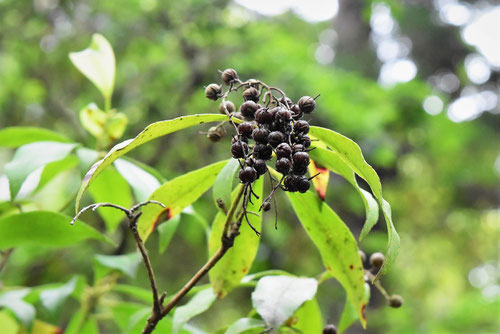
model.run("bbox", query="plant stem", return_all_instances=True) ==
[0,248,14,274]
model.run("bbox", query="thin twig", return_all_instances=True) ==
[0,248,14,273]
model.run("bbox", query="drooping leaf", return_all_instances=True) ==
[69,34,115,101]
[224,318,266,334]
[293,298,323,333]
[0,211,114,248]
[157,214,181,254]
[308,147,379,240]
[114,158,161,202]
[79,103,107,139]
[40,276,82,313]
[94,253,141,280]
[309,127,399,279]
[212,159,240,211]
[338,283,371,334]
[251,276,318,329]
[88,166,133,232]
[173,288,217,334]
[0,127,71,148]
[287,191,367,327]
[209,179,263,298]
[5,142,77,199]
[0,289,35,325]
[137,160,228,241]
[75,114,228,212]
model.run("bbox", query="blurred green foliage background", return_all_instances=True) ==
[0,0,499,333]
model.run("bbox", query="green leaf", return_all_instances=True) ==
[225,318,266,334]
[0,127,71,148]
[287,191,367,328]
[35,155,79,192]
[0,289,35,325]
[40,276,82,313]
[293,298,323,333]
[88,166,133,232]
[338,283,371,334]
[251,275,318,329]
[69,34,115,101]
[107,112,128,140]
[5,142,77,199]
[212,159,240,211]
[173,288,216,334]
[79,103,107,138]
[114,158,161,202]
[157,214,181,254]
[209,179,263,298]
[0,211,114,248]
[110,302,148,331]
[113,284,152,304]
[309,126,399,280]
[0,310,19,334]
[137,160,228,241]
[308,147,379,240]
[94,253,141,280]
[75,114,228,212]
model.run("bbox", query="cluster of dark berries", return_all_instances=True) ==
[205,69,318,198]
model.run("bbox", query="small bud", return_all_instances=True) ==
[219,101,235,114]
[298,96,316,114]
[262,201,271,212]
[221,68,238,85]
[205,84,222,101]
[388,295,403,308]
[323,324,337,334]
[369,252,385,268]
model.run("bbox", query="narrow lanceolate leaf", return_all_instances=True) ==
[308,160,329,200]
[251,275,318,329]
[209,179,263,298]
[309,127,399,280]
[75,114,228,212]
[137,160,228,241]
[0,127,71,148]
[5,141,77,199]
[173,288,216,334]
[287,191,367,328]
[69,34,115,101]
[338,283,371,334]
[212,159,240,211]
[309,148,379,241]
[0,211,114,248]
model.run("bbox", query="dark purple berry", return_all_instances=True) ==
[243,87,260,102]
[292,151,310,167]
[292,165,308,175]
[292,144,305,153]
[253,159,268,175]
[252,128,269,143]
[298,96,316,114]
[262,201,271,212]
[276,143,292,159]
[294,120,309,134]
[280,96,293,107]
[245,157,254,166]
[240,101,258,120]
[268,131,285,148]
[255,108,273,124]
[231,141,248,159]
[205,84,221,101]
[253,143,273,160]
[239,166,257,183]
[219,101,235,114]
[299,135,311,148]
[276,158,292,174]
[297,176,310,193]
[284,175,299,192]
[221,68,238,85]
[238,122,253,137]
[323,324,337,334]
[389,295,403,308]
[275,108,292,122]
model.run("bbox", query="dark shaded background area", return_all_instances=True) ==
[0,0,499,333]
